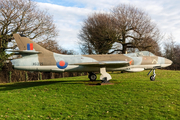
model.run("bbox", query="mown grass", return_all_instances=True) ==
[0,70,180,120]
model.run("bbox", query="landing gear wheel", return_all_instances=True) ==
[88,72,97,81]
[150,75,155,81]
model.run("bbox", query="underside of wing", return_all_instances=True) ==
[7,50,41,54]
[73,61,130,67]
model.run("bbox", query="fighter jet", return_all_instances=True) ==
[10,34,172,82]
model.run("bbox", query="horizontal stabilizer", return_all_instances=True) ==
[7,50,41,54]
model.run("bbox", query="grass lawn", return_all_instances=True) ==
[0,70,180,120]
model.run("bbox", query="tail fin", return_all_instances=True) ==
[13,34,53,55]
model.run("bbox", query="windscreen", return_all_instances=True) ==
[136,51,155,56]
[126,51,155,57]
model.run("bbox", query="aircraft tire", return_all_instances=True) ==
[88,73,97,81]
[150,75,155,81]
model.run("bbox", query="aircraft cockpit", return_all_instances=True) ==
[126,51,155,57]
[136,51,155,57]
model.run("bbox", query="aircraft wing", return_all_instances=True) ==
[73,61,131,67]
[7,50,41,54]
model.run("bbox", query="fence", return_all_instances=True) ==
[0,63,87,83]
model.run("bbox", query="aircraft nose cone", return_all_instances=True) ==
[165,58,173,65]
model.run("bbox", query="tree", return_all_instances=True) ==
[136,38,161,56]
[164,35,180,70]
[0,0,58,70]
[37,40,77,55]
[112,4,161,54]
[79,13,118,54]
[173,45,180,70]
[79,4,161,55]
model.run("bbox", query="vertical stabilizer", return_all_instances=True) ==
[13,34,56,65]
[13,34,52,54]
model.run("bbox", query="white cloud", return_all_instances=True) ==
[37,2,95,53]
[36,0,180,53]
[76,0,180,43]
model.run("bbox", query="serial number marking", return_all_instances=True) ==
[33,62,43,66]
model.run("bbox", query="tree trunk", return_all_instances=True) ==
[122,44,127,54]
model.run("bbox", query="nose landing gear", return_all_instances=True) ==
[148,69,156,81]
[150,75,155,81]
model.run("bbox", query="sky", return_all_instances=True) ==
[34,0,180,53]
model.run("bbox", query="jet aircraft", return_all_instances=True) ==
[10,34,172,82]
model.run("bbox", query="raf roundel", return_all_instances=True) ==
[56,61,68,69]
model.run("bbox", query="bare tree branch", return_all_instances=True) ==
[0,0,59,70]
[79,12,118,54]
[79,4,162,55]
[112,4,162,54]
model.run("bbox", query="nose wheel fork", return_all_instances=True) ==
[147,69,156,81]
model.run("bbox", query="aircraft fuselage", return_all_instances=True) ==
[11,52,172,72]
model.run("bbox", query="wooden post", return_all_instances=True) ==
[38,72,39,80]
[40,72,42,80]
[20,71,22,81]
[51,72,55,79]
[63,72,64,78]
[25,72,28,81]
[9,71,12,83]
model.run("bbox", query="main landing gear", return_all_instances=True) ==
[147,69,156,81]
[88,67,112,83]
[88,72,97,81]
[100,67,112,83]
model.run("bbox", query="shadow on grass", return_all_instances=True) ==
[0,79,105,91]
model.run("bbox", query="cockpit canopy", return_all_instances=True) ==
[126,51,155,57]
